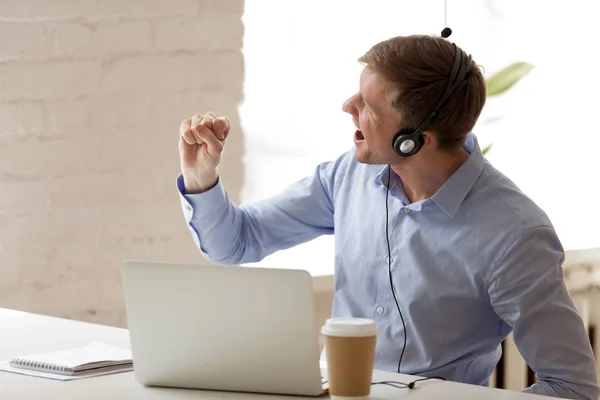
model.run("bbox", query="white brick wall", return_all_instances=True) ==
[53,20,154,58]
[0,0,245,327]
[0,0,199,20]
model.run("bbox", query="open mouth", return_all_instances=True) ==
[354,129,365,142]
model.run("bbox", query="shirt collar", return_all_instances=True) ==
[375,133,485,217]
[431,133,484,217]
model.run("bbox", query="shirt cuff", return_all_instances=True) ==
[176,174,229,222]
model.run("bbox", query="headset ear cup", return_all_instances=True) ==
[393,129,412,156]
[393,129,423,157]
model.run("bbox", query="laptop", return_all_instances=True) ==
[121,260,328,396]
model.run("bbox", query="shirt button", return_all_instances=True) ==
[376,306,385,314]
[403,207,410,213]
[385,256,392,264]
[185,204,192,211]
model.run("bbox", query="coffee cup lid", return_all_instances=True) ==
[321,318,378,337]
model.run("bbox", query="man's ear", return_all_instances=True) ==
[421,130,438,150]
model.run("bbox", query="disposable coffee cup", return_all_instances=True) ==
[321,318,378,400]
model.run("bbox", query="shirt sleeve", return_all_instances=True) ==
[488,225,599,400]
[176,159,340,265]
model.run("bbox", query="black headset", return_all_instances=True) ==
[387,28,470,376]
[392,28,469,157]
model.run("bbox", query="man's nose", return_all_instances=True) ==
[342,94,357,114]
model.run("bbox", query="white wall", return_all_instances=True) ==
[0,0,245,327]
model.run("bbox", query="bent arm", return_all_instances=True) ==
[177,160,339,264]
[488,226,599,400]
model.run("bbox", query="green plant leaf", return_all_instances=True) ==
[482,143,492,155]
[486,62,534,97]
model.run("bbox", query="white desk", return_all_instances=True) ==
[0,307,551,399]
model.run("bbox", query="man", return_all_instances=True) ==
[176,33,599,399]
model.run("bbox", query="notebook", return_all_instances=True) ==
[0,342,133,381]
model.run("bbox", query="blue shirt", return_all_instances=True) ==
[177,133,599,399]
